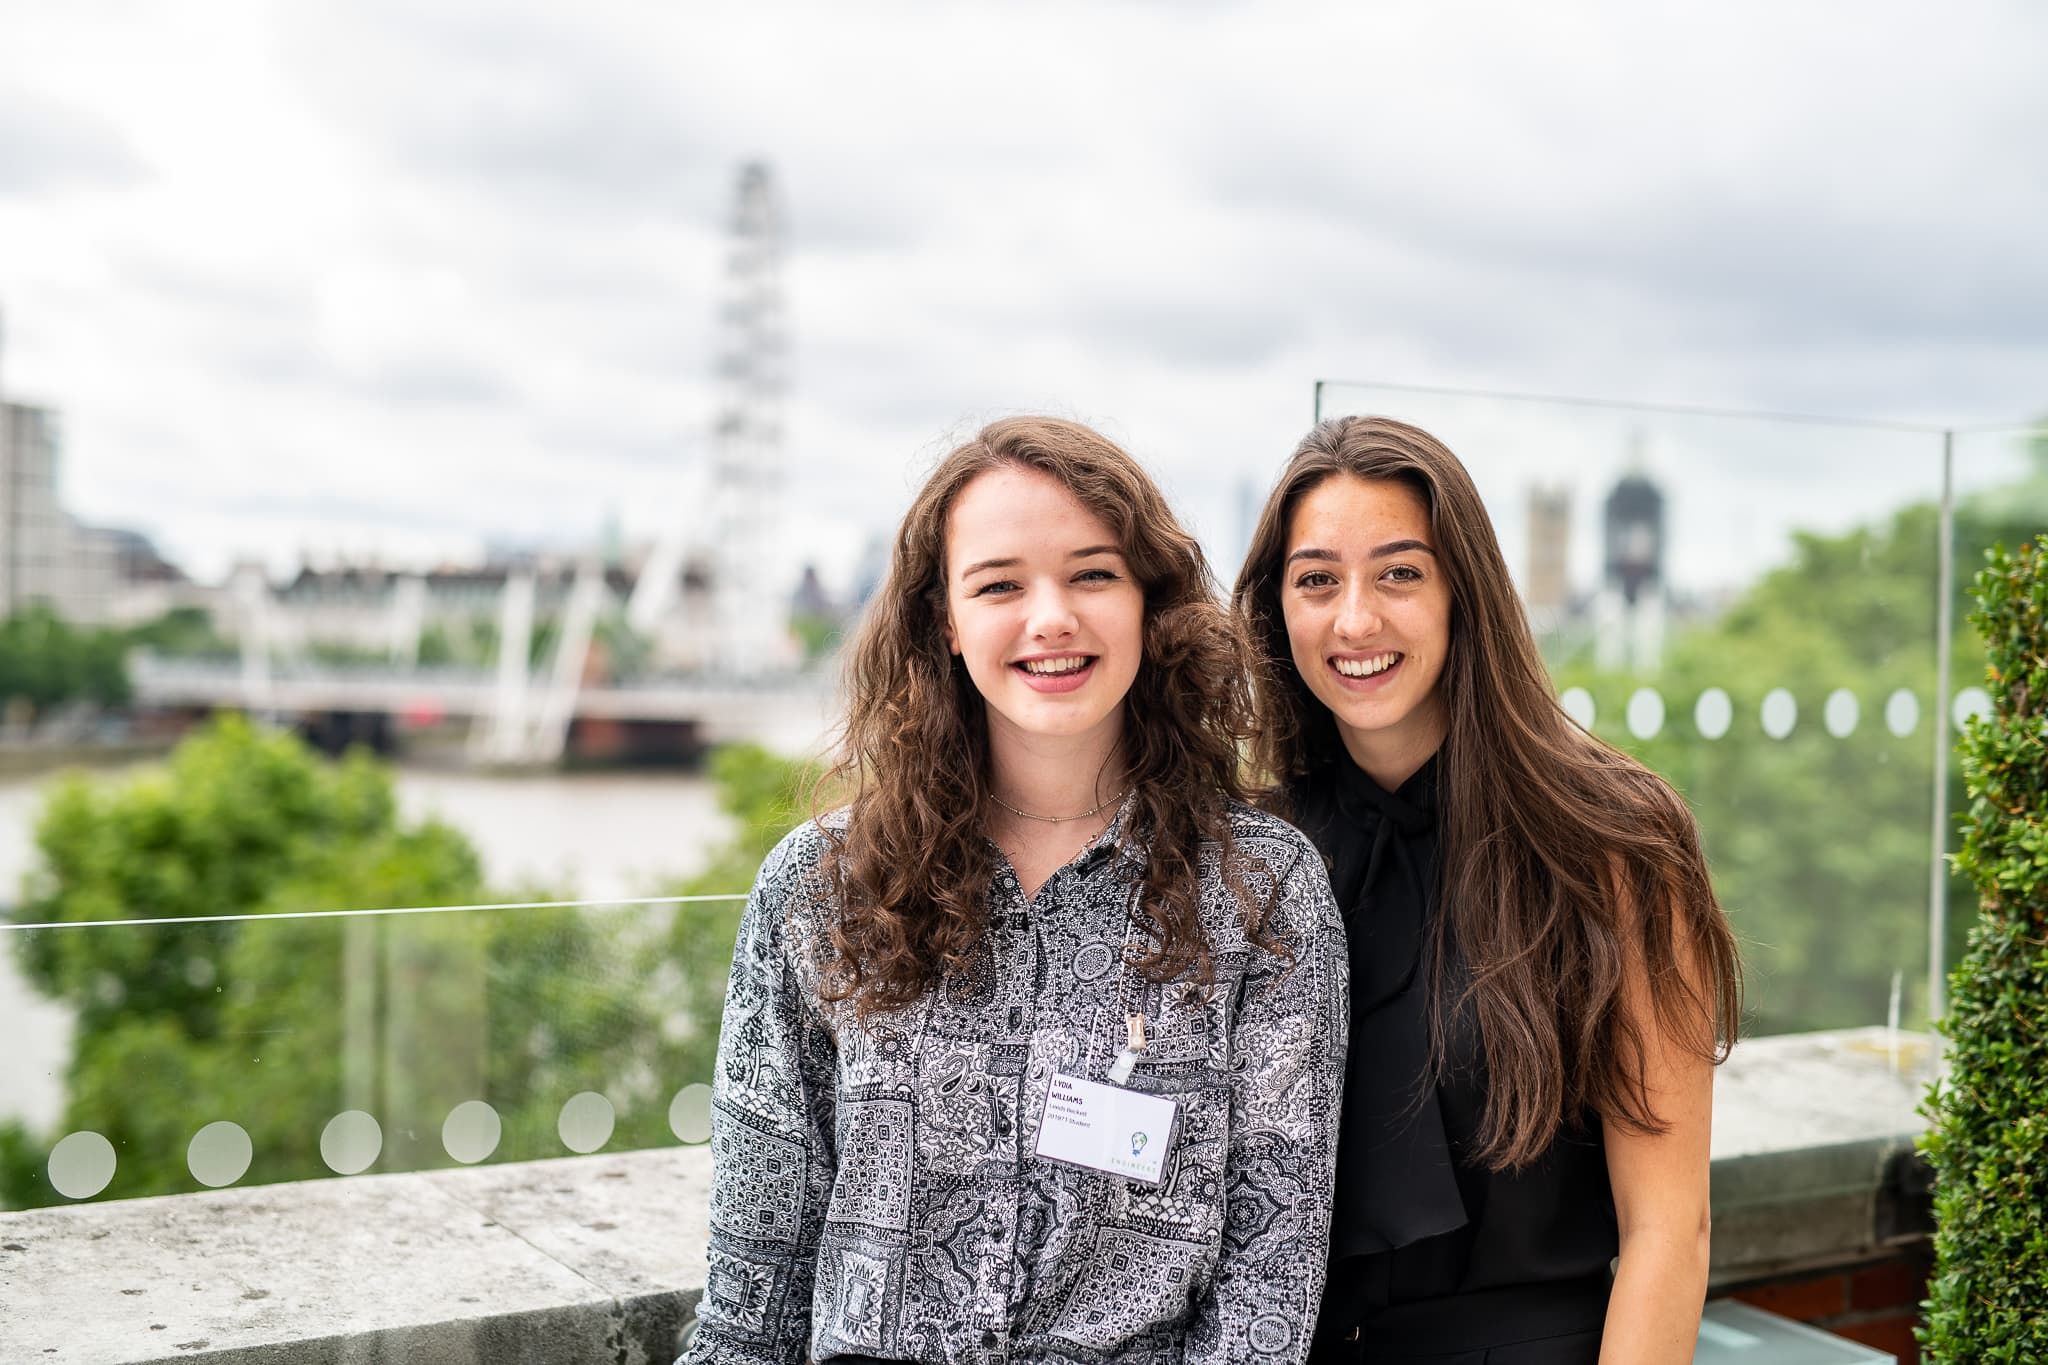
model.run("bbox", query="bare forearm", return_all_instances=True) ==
[1597,1228,1710,1365]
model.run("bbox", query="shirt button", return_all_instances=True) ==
[980,1330,998,1347]
[1343,1326,1360,1343]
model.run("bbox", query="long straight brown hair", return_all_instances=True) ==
[1233,415,1742,1169]
[821,416,1260,1017]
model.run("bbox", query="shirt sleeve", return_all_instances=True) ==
[683,828,841,1365]
[1187,841,1349,1365]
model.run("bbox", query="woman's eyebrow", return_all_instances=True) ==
[1284,539,1435,565]
[1370,538,1436,558]
[961,546,1121,578]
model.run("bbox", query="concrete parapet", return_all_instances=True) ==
[1708,1025,1934,1285]
[0,1147,710,1365]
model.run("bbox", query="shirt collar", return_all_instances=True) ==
[987,790,1144,886]
[1078,790,1144,878]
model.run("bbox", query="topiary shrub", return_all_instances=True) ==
[1920,534,2048,1364]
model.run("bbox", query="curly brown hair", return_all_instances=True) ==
[1233,415,1742,1169]
[818,416,1259,1017]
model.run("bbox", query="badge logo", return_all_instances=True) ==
[1130,1131,1148,1156]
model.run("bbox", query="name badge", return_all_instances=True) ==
[1033,1072,1178,1185]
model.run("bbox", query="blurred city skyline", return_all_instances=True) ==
[2,0,2044,591]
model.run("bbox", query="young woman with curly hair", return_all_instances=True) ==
[1232,417,1741,1365]
[685,417,1349,1365]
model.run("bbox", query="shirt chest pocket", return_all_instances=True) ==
[1121,996,1227,1096]
[1119,1001,1233,1233]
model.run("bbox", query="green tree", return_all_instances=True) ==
[0,605,131,716]
[646,742,830,1091]
[789,612,844,664]
[123,606,233,660]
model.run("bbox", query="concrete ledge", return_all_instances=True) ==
[1707,1026,1935,1286]
[0,1148,710,1365]
[1,1027,1934,1363]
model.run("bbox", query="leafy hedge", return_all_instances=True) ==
[1921,535,2048,1363]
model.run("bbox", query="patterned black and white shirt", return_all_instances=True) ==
[684,800,1348,1365]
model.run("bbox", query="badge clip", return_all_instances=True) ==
[1105,1012,1146,1085]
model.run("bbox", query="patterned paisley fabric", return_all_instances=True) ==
[684,800,1349,1365]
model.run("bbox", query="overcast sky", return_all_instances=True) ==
[2,0,2043,590]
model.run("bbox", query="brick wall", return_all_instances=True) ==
[1716,1247,1931,1364]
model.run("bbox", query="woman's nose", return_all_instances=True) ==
[1333,587,1381,641]
[1027,586,1080,639]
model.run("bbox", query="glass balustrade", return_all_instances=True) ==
[2,895,735,1211]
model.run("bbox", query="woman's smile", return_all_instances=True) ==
[1328,650,1404,684]
[1013,652,1099,692]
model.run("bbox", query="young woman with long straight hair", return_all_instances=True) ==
[1232,416,1741,1365]
[685,417,1349,1365]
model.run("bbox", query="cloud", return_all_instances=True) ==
[0,94,144,196]
[1179,1,2048,403]
[3,0,2044,594]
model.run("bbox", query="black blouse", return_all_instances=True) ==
[1288,751,1618,1315]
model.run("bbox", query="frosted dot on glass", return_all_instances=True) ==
[48,1131,117,1200]
[558,1091,616,1155]
[1952,687,1992,729]
[443,1100,502,1165]
[1694,688,1733,739]
[1885,689,1919,737]
[1624,688,1665,740]
[188,1121,253,1188]
[1559,687,1595,730]
[1761,689,1797,740]
[1823,689,1860,739]
[670,1084,713,1145]
[318,1110,382,1176]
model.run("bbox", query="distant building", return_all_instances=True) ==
[90,526,189,585]
[2,396,211,627]
[1602,472,1665,606]
[0,399,121,623]
[1525,484,1572,620]
[1594,464,1668,671]
[271,560,637,653]
[789,563,836,623]
[249,552,761,677]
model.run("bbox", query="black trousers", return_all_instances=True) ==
[1308,1275,1609,1365]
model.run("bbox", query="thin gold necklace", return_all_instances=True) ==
[988,787,1128,825]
